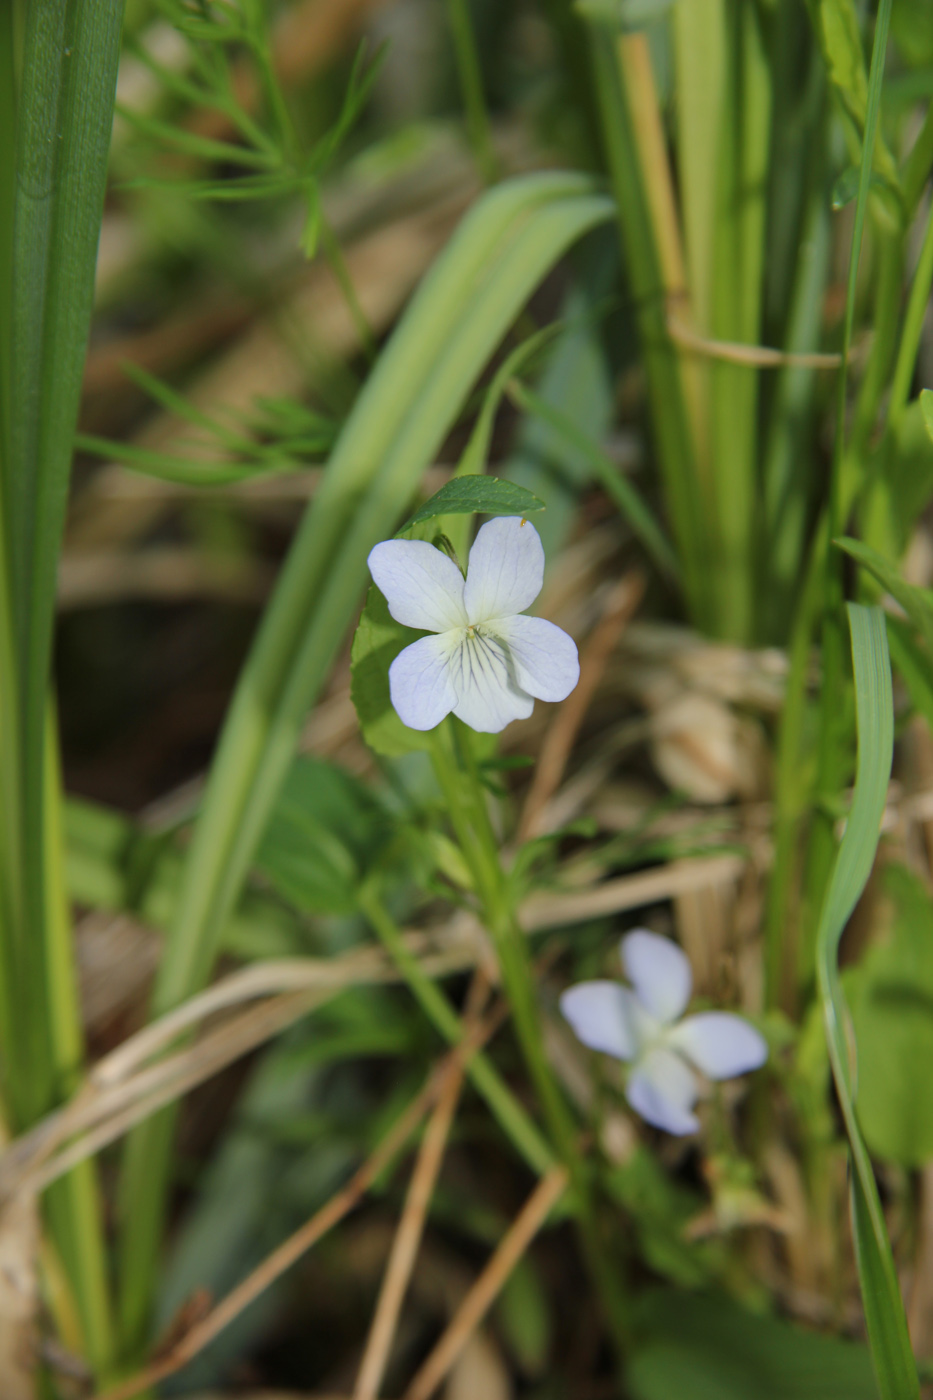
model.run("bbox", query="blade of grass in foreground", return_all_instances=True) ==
[815,604,918,1400]
[1,0,125,1377]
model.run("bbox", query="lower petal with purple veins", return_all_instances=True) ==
[448,631,534,733]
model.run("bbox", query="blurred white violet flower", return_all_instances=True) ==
[560,930,767,1135]
[367,516,579,734]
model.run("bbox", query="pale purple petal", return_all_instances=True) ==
[368,539,467,632]
[491,615,580,702]
[388,634,458,731]
[559,981,648,1061]
[448,631,534,733]
[626,1047,699,1135]
[669,1013,768,1080]
[463,517,544,624]
[621,930,692,1025]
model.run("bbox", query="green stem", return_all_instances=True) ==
[886,197,933,437]
[429,719,631,1353]
[359,887,554,1176]
[318,216,377,362]
[445,0,498,184]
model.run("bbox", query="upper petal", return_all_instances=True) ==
[490,615,580,702]
[626,1047,699,1135]
[368,539,468,632]
[621,930,692,1025]
[463,517,544,624]
[668,1013,768,1080]
[559,981,647,1061]
[448,631,534,733]
[388,634,458,731]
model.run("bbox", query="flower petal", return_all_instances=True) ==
[463,516,544,624]
[491,615,580,702]
[448,631,534,733]
[388,634,458,731]
[559,981,646,1061]
[368,539,467,632]
[669,1013,768,1080]
[626,1048,700,1135]
[621,930,692,1025]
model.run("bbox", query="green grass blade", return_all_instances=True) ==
[586,19,709,626]
[815,604,918,1400]
[117,172,614,1352]
[806,0,894,972]
[2,0,125,1376]
[509,380,679,583]
[836,536,933,655]
[706,1,771,644]
[829,0,893,534]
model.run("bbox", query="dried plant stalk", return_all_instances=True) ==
[402,1166,569,1400]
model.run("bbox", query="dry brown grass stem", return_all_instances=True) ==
[520,852,746,929]
[666,314,843,369]
[4,852,755,1197]
[352,974,488,1400]
[401,1165,569,1400]
[92,1010,502,1400]
[519,571,645,842]
[0,948,468,1204]
[3,839,757,1209]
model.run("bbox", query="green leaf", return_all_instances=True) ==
[814,604,918,1400]
[402,474,545,532]
[849,864,933,1166]
[628,1289,877,1400]
[811,0,900,200]
[256,756,390,914]
[831,165,894,209]
[835,536,933,655]
[350,585,430,758]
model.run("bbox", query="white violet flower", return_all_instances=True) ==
[560,929,767,1135]
[367,515,580,734]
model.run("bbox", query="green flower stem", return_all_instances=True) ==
[428,719,630,1354]
[358,886,553,1177]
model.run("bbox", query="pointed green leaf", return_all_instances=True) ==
[402,474,545,532]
